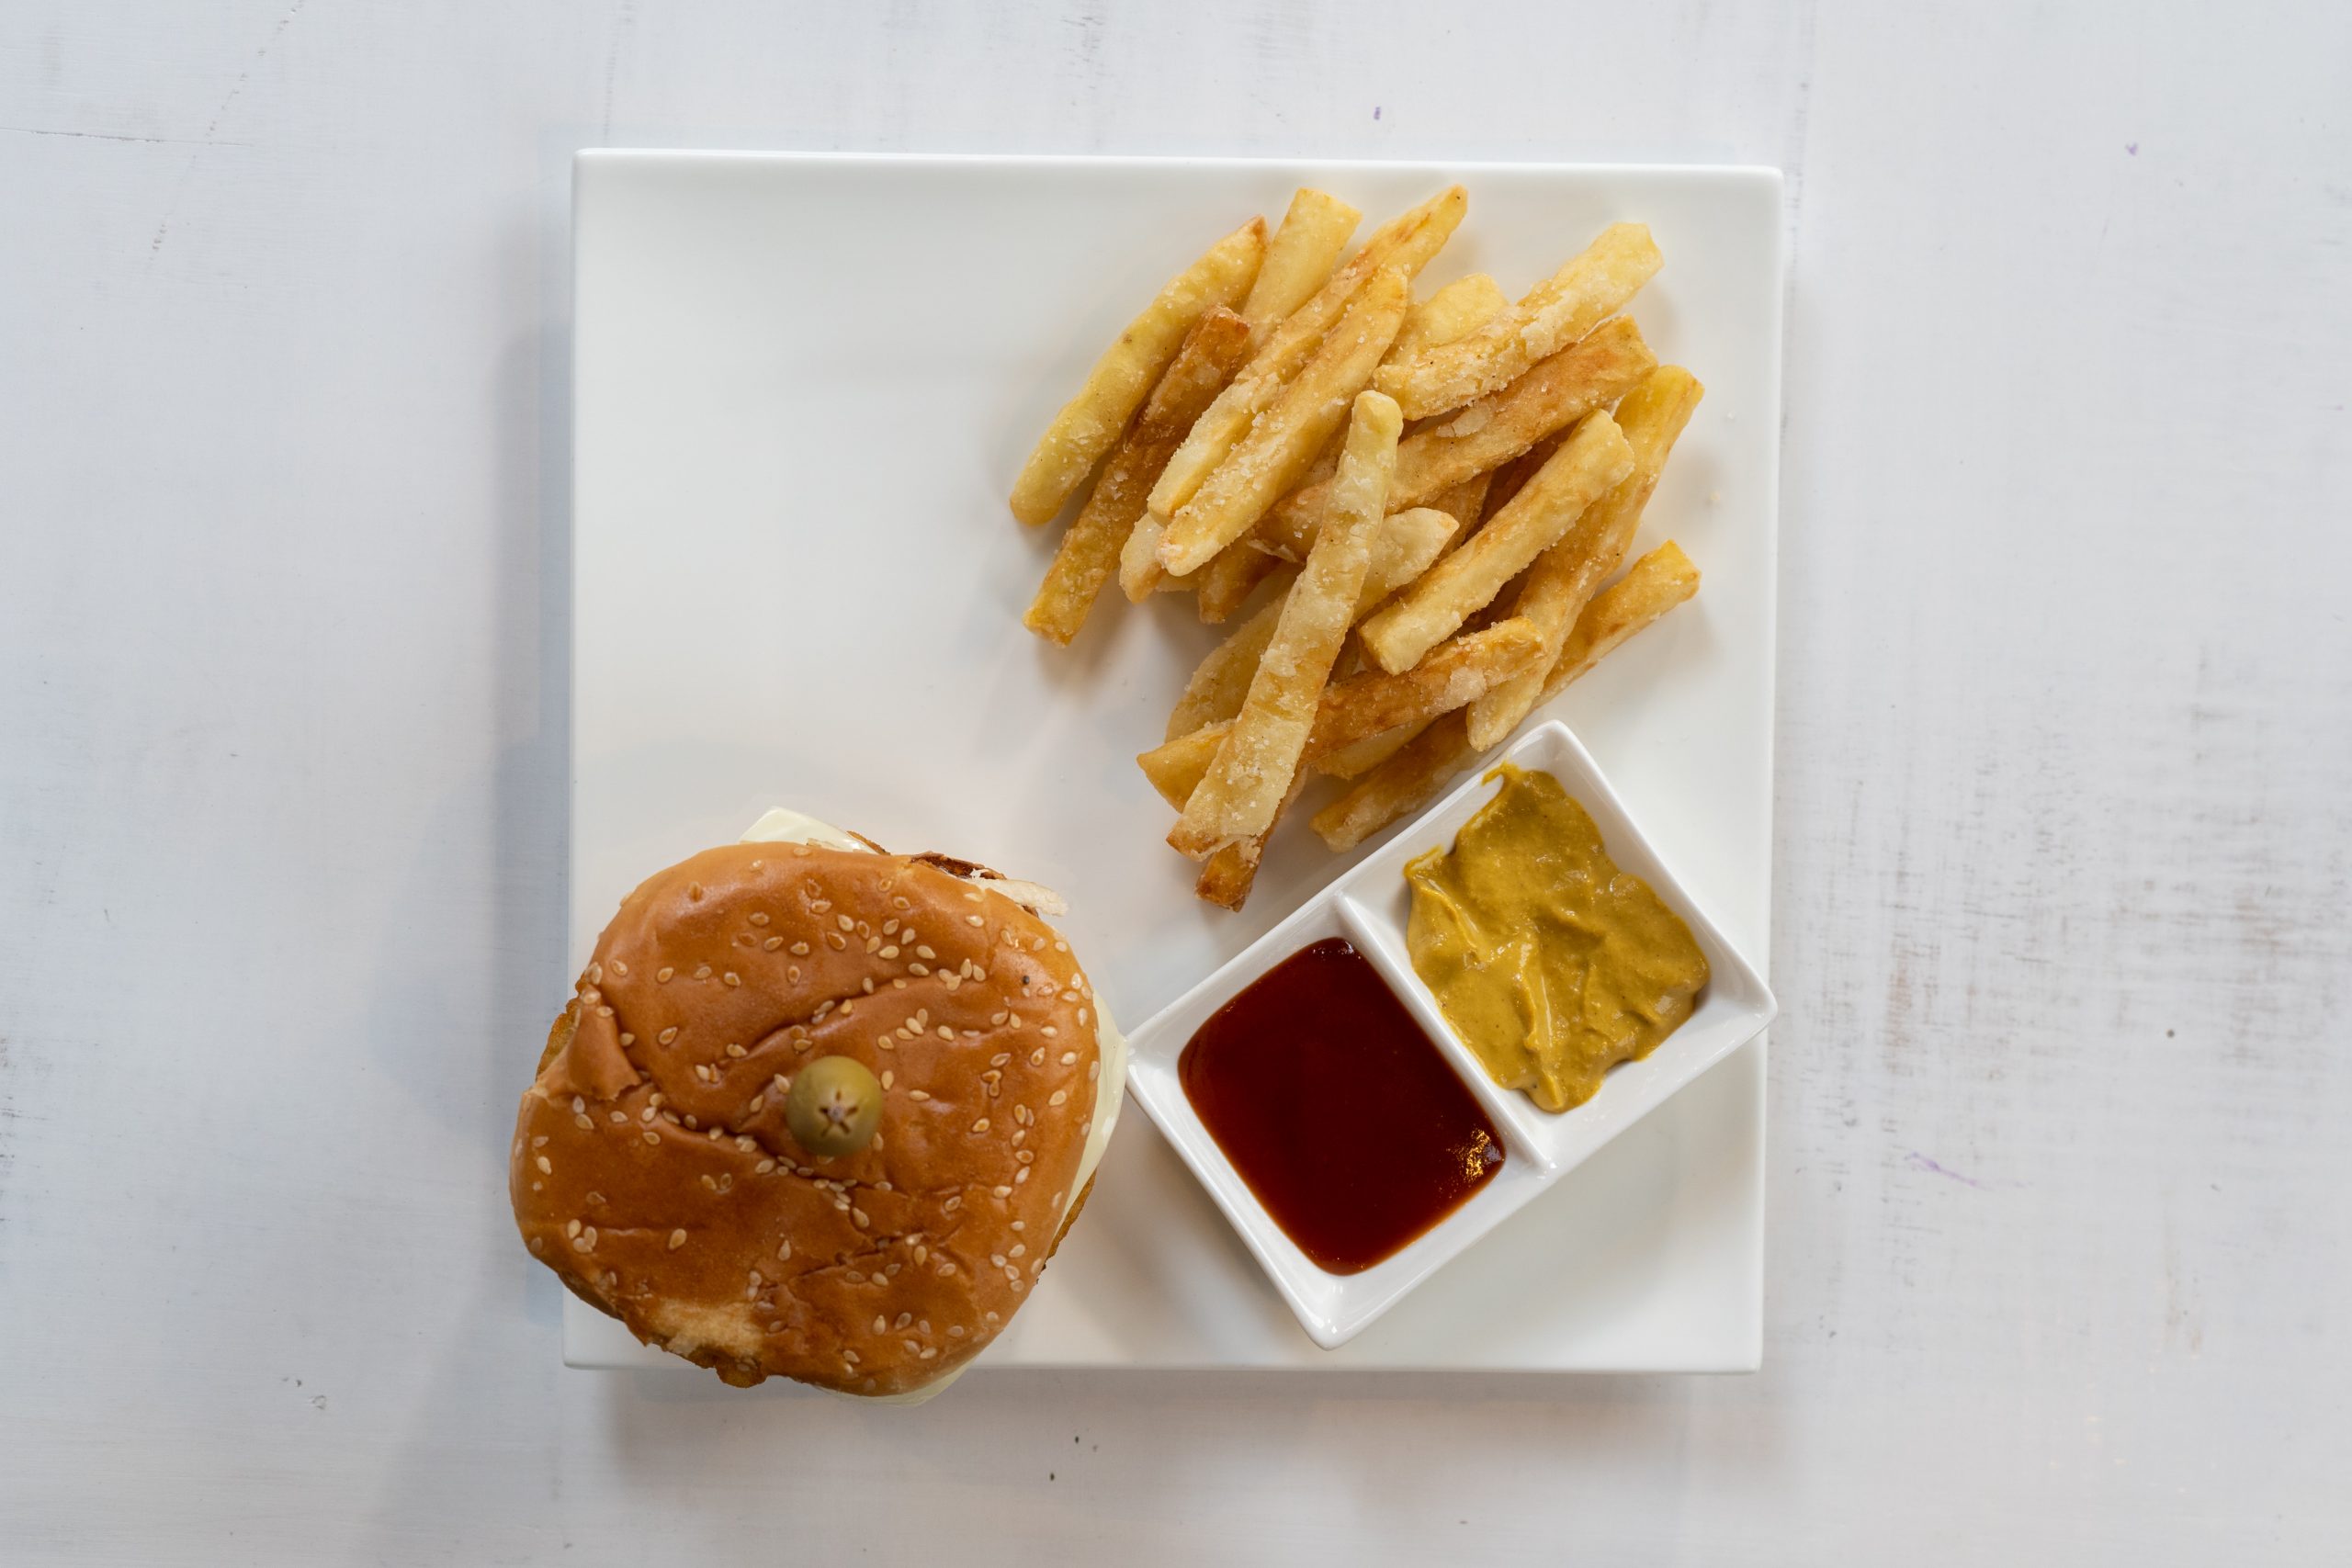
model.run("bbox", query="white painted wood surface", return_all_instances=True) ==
[3,2,2346,1561]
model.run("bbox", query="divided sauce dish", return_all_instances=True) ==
[1124,720,1776,1348]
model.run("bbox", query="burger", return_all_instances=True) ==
[510,808,1125,1399]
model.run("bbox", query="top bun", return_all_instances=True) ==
[510,840,1107,1394]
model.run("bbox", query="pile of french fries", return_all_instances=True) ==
[1012,186,1704,909]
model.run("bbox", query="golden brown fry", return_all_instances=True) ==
[1195,834,1269,910]
[1023,309,1254,643]
[1310,712,1473,852]
[1315,720,1427,779]
[1193,540,1283,623]
[1139,619,1543,807]
[1156,269,1409,578]
[1168,391,1402,856]
[1383,273,1508,367]
[1464,367,1702,742]
[1118,510,1173,601]
[1312,541,1700,850]
[1009,219,1264,525]
[1240,189,1361,339]
[1537,539,1700,702]
[1376,222,1661,419]
[1254,317,1654,561]
[1358,411,1633,674]
[1480,428,1567,520]
[1148,186,1466,521]
[1163,506,1453,739]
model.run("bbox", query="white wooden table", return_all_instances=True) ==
[5,3,2346,1561]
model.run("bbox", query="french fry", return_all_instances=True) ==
[1148,187,1466,521]
[1316,720,1427,779]
[1384,273,1508,367]
[1156,268,1409,578]
[1139,619,1543,807]
[1255,317,1654,561]
[1309,711,1476,852]
[1427,472,1492,554]
[1240,189,1361,339]
[1479,428,1567,520]
[1376,222,1661,419]
[1168,391,1402,856]
[1312,541,1699,850]
[1163,506,1453,739]
[1193,539,1283,623]
[1024,309,1254,643]
[1009,219,1265,525]
[1118,510,1172,601]
[1358,411,1633,674]
[1463,366,1702,742]
[1537,539,1699,702]
[1196,832,1271,910]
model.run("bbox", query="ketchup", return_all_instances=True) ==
[1179,938,1504,1274]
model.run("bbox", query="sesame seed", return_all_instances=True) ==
[1060,1051,1078,1065]
[791,942,810,956]
[1042,1026,1057,1038]
[910,1089,930,1101]
[937,1025,954,1041]
[1053,940,1067,953]
[894,897,911,910]
[573,1113,592,1129]
[668,1229,687,1250]
[777,1240,792,1259]
[834,915,854,932]
[989,1011,1008,1026]
[658,1027,678,1044]
[694,964,711,980]
[1049,1090,1068,1106]
[755,1158,775,1173]
[937,1264,956,1278]
[873,1315,887,1334]
[825,932,846,951]
[750,912,769,926]
[723,972,741,987]
[987,1312,1001,1324]
[1030,1048,1046,1066]
[536,1155,553,1174]
[944,1195,962,1212]
[1016,1150,1034,1165]
[880,945,899,959]
[1088,1062,1100,1081]
[1015,1168,1030,1185]
[971,1118,989,1134]
[726,1042,747,1058]
[909,963,930,976]
[853,1209,870,1227]
[992,1185,1011,1199]
[967,915,984,926]
[949,1325,966,1338]
[657,966,673,982]
[1010,1244,1026,1258]
[687,883,704,901]
[608,1111,627,1124]
[643,1132,659,1145]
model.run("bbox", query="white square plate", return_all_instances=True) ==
[1125,721,1777,1348]
[567,152,1781,1373]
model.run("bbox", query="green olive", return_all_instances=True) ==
[785,1055,882,1158]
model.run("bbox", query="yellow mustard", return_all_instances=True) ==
[1404,763,1709,1112]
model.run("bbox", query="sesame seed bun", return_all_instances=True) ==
[509,838,1111,1396]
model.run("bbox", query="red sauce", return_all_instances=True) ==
[1179,938,1504,1274]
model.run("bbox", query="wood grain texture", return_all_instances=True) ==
[1,0,2347,1562]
